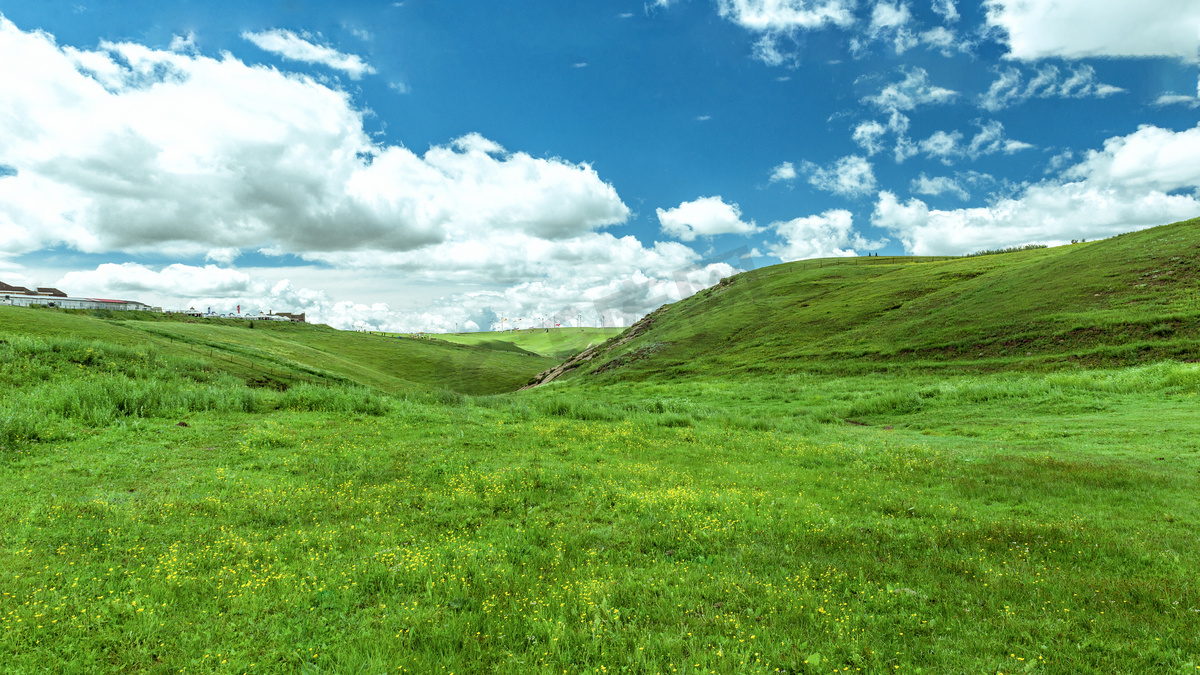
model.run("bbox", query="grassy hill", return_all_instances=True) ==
[436,326,623,359]
[561,216,1200,382]
[0,307,555,395]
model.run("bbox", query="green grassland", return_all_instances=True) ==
[409,327,624,360]
[2,219,1200,673]
[562,217,1200,382]
[0,307,555,395]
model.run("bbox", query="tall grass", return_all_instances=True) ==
[0,335,390,448]
[834,361,1200,417]
[279,383,390,415]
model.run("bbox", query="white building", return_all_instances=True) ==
[0,293,155,312]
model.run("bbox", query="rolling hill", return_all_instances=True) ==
[542,216,1200,383]
[435,327,623,359]
[0,307,555,395]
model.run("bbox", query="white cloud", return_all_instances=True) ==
[915,120,1033,164]
[852,120,889,156]
[769,161,798,183]
[919,130,962,164]
[872,123,1200,255]
[768,209,887,261]
[300,231,699,288]
[657,196,760,241]
[966,120,1034,158]
[862,67,958,113]
[716,0,857,32]
[1062,123,1200,192]
[980,65,1124,111]
[751,35,791,66]
[910,173,970,200]
[242,29,377,79]
[853,112,915,162]
[61,263,254,298]
[0,19,630,263]
[53,255,747,332]
[869,2,911,32]
[1045,150,1075,174]
[931,0,958,23]
[803,155,877,196]
[919,27,955,54]
[205,247,241,265]
[860,1,919,55]
[1154,93,1200,108]
[985,0,1200,63]
[168,32,196,54]
[893,135,919,163]
[715,0,858,64]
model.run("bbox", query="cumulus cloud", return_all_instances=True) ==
[242,29,376,78]
[715,0,857,64]
[54,255,747,332]
[919,27,959,56]
[980,64,1124,111]
[872,123,1200,255]
[1154,93,1200,108]
[60,263,254,298]
[768,209,887,261]
[854,1,919,55]
[985,0,1200,63]
[910,173,970,200]
[299,231,701,289]
[931,0,959,23]
[657,196,760,241]
[168,32,197,54]
[919,130,963,164]
[915,120,1033,165]
[966,120,1034,158]
[803,155,877,196]
[862,67,958,113]
[0,19,630,263]
[716,0,857,32]
[205,247,242,265]
[1061,123,1200,192]
[852,110,914,162]
[852,120,889,156]
[769,161,798,183]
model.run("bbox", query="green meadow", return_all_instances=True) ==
[2,218,1199,674]
[436,327,624,360]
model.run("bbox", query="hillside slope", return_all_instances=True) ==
[555,217,1200,381]
[0,308,555,395]
[436,327,623,359]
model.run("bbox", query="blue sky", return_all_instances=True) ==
[0,0,1197,330]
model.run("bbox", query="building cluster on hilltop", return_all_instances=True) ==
[1,280,158,312]
[0,280,304,322]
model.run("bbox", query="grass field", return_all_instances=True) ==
[401,327,624,360]
[2,219,1199,673]
[0,307,555,395]
[563,217,1200,382]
